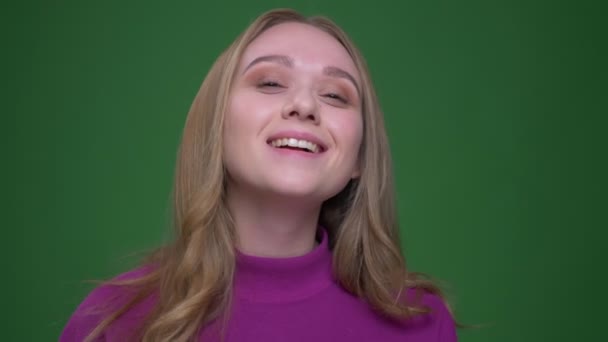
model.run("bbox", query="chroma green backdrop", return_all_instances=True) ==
[4,0,606,341]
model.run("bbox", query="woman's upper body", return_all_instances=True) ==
[61,8,458,341]
[61,229,457,342]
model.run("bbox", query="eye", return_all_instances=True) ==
[324,93,348,104]
[255,79,286,94]
[257,80,284,88]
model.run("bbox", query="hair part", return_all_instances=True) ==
[85,8,455,342]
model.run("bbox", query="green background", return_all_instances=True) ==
[4,0,606,341]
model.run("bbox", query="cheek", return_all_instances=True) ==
[223,94,253,164]
[330,111,364,157]
[225,98,256,144]
[225,91,279,138]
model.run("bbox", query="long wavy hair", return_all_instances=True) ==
[85,8,454,342]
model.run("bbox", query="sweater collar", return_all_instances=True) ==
[233,228,334,303]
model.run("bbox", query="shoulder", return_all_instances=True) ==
[60,266,156,342]
[403,288,458,341]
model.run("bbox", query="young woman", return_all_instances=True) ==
[61,8,458,342]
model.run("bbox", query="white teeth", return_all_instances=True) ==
[270,137,320,153]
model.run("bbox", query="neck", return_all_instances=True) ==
[227,183,322,258]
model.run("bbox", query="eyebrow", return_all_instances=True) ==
[243,54,360,95]
[244,54,294,71]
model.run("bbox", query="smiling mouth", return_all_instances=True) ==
[268,138,323,153]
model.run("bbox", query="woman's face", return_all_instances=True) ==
[224,22,363,203]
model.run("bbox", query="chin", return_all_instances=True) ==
[264,178,347,203]
[268,184,324,200]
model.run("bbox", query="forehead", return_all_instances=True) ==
[240,22,359,81]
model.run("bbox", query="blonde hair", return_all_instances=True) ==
[85,8,454,342]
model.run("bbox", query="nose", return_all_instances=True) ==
[280,88,320,125]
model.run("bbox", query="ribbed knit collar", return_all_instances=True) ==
[233,228,334,303]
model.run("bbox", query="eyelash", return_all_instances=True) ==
[258,81,283,88]
[257,80,348,104]
[324,93,348,104]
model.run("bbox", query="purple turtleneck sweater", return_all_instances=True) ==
[61,230,457,341]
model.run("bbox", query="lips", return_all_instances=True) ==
[269,138,320,153]
[266,130,327,153]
